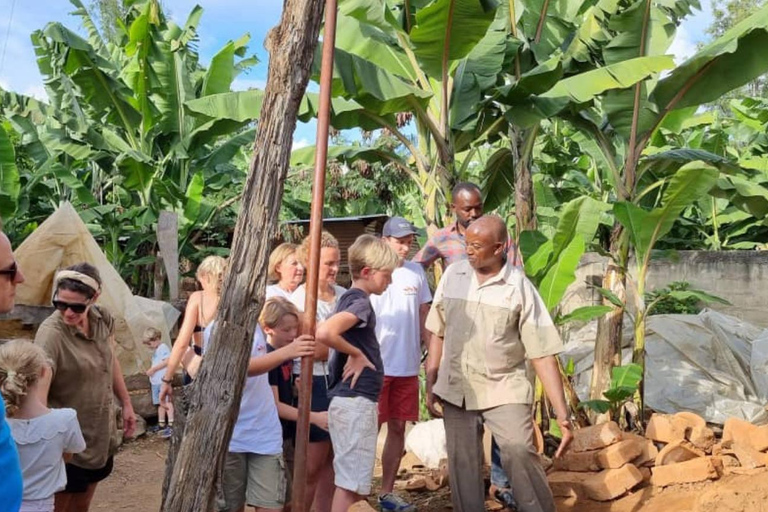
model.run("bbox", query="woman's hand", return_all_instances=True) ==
[286,334,315,360]
[342,351,375,389]
[310,411,329,431]
[122,402,137,438]
[145,368,156,377]
[159,381,173,409]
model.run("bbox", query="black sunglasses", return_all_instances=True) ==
[52,299,90,314]
[0,261,18,281]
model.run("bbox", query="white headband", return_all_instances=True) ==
[54,270,101,294]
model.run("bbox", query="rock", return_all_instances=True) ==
[728,443,768,469]
[750,425,768,452]
[672,411,707,434]
[650,457,721,487]
[132,414,147,439]
[130,389,157,420]
[646,414,686,444]
[552,450,601,472]
[404,477,427,492]
[623,433,658,466]
[399,452,425,472]
[656,440,705,466]
[348,501,377,512]
[548,471,590,499]
[485,499,505,511]
[689,425,716,453]
[722,418,758,448]
[570,422,623,453]
[583,465,645,501]
[597,439,645,469]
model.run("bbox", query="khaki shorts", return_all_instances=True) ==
[328,396,378,495]
[217,452,286,511]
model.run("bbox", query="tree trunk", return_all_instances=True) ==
[511,127,537,235]
[160,1,325,509]
[589,224,627,422]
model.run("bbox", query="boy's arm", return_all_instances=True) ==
[248,335,315,376]
[315,312,362,356]
[271,386,328,429]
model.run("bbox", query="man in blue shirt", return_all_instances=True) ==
[0,229,26,512]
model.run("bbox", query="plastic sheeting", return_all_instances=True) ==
[563,310,768,425]
[14,202,180,376]
[405,419,447,469]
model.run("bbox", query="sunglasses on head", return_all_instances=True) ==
[52,299,90,314]
[0,261,18,281]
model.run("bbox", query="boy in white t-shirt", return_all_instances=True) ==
[143,328,174,437]
[207,321,315,512]
[369,218,432,512]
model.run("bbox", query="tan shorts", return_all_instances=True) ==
[328,396,378,495]
[217,452,286,511]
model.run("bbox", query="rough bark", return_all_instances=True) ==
[160,1,325,509]
[511,127,537,235]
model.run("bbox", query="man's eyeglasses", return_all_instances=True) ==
[52,299,89,314]
[0,261,18,281]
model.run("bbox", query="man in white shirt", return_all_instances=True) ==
[370,217,432,512]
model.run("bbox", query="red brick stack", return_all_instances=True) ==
[547,412,768,502]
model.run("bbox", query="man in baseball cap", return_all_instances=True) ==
[371,216,431,512]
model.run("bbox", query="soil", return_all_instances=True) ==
[94,434,768,512]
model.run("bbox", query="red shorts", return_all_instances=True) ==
[378,376,419,423]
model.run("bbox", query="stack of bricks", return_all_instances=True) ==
[547,412,768,502]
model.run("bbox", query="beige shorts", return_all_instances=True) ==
[217,452,286,511]
[328,395,379,495]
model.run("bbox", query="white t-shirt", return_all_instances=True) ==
[9,408,86,501]
[290,283,347,376]
[150,343,171,386]
[266,284,292,300]
[203,323,283,455]
[370,261,432,377]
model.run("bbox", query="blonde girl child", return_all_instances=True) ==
[0,340,85,512]
[260,297,329,511]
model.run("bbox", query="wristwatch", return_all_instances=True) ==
[161,377,173,384]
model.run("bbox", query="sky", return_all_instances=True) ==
[0,0,716,148]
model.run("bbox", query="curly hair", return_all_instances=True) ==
[0,340,50,417]
[296,231,339,267]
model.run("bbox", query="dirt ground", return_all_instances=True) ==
[94,434,768,512]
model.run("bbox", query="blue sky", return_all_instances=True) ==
[0,0,715,147]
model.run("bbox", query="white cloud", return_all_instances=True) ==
[23,84,47,101]
[292,138,310,150]
[232,78,267,91]
[669,25,698,64]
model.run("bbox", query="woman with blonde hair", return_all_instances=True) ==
[1,340,85,512]
[290,231,344,512]
[159,255,226,403]
[266,243,304,299]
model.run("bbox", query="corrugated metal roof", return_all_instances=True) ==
[283,214,389,225]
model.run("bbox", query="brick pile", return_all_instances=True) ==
[547,413,768,502]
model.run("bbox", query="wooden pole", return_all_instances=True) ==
[292,0,338,510]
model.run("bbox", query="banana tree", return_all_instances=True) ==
[1,0,258,289]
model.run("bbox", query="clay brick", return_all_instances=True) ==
[656,440,705,466]
[689,425,716,453]
[597,439,644,469]
[750,425,768,452]
[623,433,659,466]
[729,443,768,469]
[646,414,686,444]
[570,422,622,453]
[552,450,601,472]
[722,417,758,447]
[348,501,377,512]
[547,471,589,499]
[638,466,651,483]
[582,464,644,501]
[672,411,706,433]
[650,457,721,487]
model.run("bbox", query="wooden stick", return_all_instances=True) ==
[292,0,338,510]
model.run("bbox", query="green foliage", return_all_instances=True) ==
[646,281,731,316]
[579,363,643,419]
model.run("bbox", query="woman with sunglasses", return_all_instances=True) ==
[33,262,136,512]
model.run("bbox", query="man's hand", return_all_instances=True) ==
[159,381,173,409]
[342,351,375,389]
[426,388,443,418]
[123,402,137,438]
[554,417,573,458]
[286,334,316,360]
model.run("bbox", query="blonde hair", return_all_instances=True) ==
[142,327,162,343]
[348,234,399,279]
[197,255,227,295]
[260,297,300,329]
[268,243,299,283]
[0,340,49,417]
[297,231,339,267]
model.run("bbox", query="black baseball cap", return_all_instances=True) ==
[382,216,418,238]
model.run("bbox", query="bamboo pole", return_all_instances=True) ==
[292,0,338,510]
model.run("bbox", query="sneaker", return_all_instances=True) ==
[378,493,416,512]
[148,425,163,433]
[493,488,518,511]
[160,426,173,439]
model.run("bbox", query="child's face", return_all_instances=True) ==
[368,268,393,295]
[146,338,161,349]
[267,314,299,346]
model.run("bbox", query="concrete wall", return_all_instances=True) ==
[561,250,768,328]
